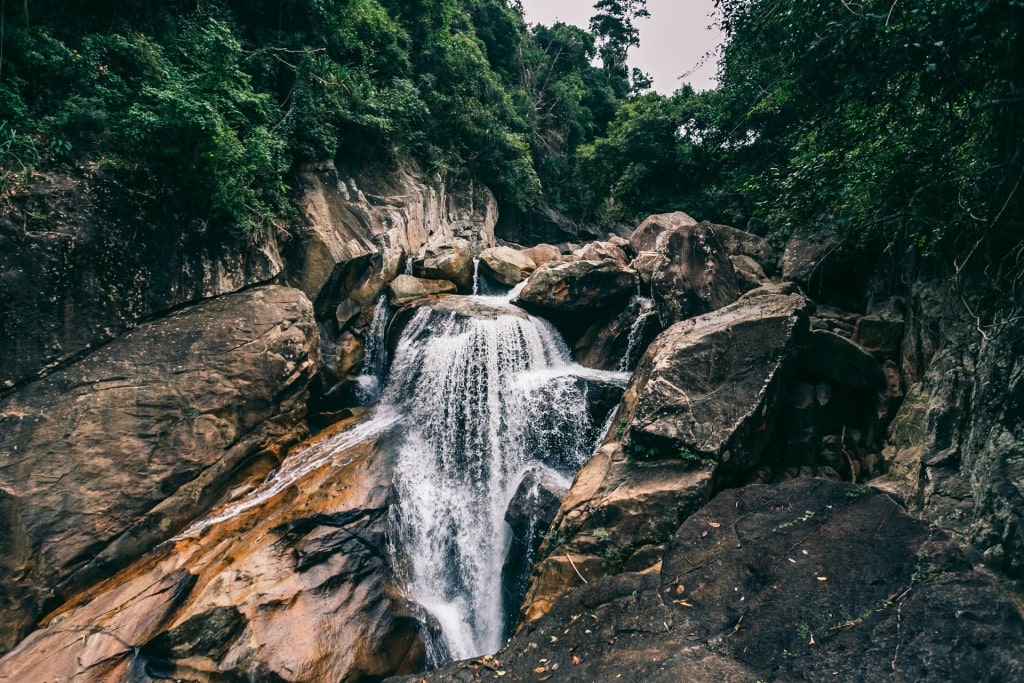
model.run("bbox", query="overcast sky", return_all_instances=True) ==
[517,0,723,94]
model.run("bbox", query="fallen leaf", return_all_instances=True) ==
[709,522,721,528]
[672,599,694,607]
[675,584,685,595]
[534,667,547,674]
[788,558,797,563]
[817,576,828,581]
[538,676,552,682]
[550,636,558,643]
[572,656,581,666]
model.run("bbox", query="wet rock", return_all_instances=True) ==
[397,479,1024,683]
[518,292,811,621]
[574,296,657,371]
[801,330,887,389]
[0,286,320,652]
[629,211,698,253]
[479,246,538,285]
[387,274,458,306]
[501,468,568,636]
[0,414,431,681]
[419,239,474,291]
[650,222,741,326]
[516,260,638,315]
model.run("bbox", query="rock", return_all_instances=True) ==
[495,205,600,245]
[801,330,887,388]
[780,231,872,307]
[0,286,320,652]
[288,164,497,319]
[398,479,1024,683]
[0,414,432,681]
[708,222,776,274]
[501,467,568,637]
[574,240,629,264]
[516,260,638,315]
[521,243,562,267]
[419,239,474,291]
[650,222,742,327]
[574,296,657,371]
[518,292,811,621]
[629,250,663,286]
[853,304,906,360]
[478,246,538,285]
[0,172,284,389]
[387,274,458,306]
[628,211,698,253]
[606,234,634,259]
[730,254,770,292]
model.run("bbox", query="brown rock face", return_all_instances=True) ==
[574,241,628,264]
[419,239,474,291]
[650,222,742,326]
[0,285,320,653]
[478,246,538,286]
[519,292,811,622]
[628,211,697,253]
[0,172,284,390]
[0,413,431,681]
[387,274,458,306]
[395,479,1024,683]
[516,260,638,315]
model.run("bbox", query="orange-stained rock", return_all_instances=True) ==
[0,285,320,654]
[0,411,430,681]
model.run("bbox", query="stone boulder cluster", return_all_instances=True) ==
[2,159,1022,683]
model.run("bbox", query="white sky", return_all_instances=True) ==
[517,0,723,94]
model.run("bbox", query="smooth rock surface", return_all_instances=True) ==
[801,329,887,388]
[628,211,697,253]
[387,274,458,306]
[650,222,741,326]
[0,413,430,681]
[419,239,474,291]
[0,286,320,652]
[574,240,628,264]
[478,246,538,286]
[516,260,638,315]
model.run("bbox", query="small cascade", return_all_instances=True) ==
[353,295,391,403]
[382,298,595,661]
[471,257,481,295]
[617,294,655,372]
[405,256,415,275]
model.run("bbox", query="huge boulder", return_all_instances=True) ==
[387,274,458,306]
[478,246,538,286]
[0,414,431,681]
[650,222,742,327]
[708,222,776,274]
[0,286,320,652]
[628,211,697,253]
[396,479,1024,683]
[518,291,811,621]
[801,330,887,389]
[516,260,638,315]
[574,240,628,264]
[418,239,474,291]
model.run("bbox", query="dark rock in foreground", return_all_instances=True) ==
[390,479,1024,682]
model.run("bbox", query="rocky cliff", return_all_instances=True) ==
[1,176,1022,683]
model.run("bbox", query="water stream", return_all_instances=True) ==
[382,289,609,660]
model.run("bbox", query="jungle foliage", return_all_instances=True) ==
[1,0,1020,255]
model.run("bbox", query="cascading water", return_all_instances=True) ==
[353,295,391,403]
[471,257,481,295]
[617,294,655,372]
[381,291,598,661]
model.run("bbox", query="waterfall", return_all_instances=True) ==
[617,295,655,372]
[471,257,481,295]
[382,296,595,661]
[353,295,391,403]
[405,256,415,275]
